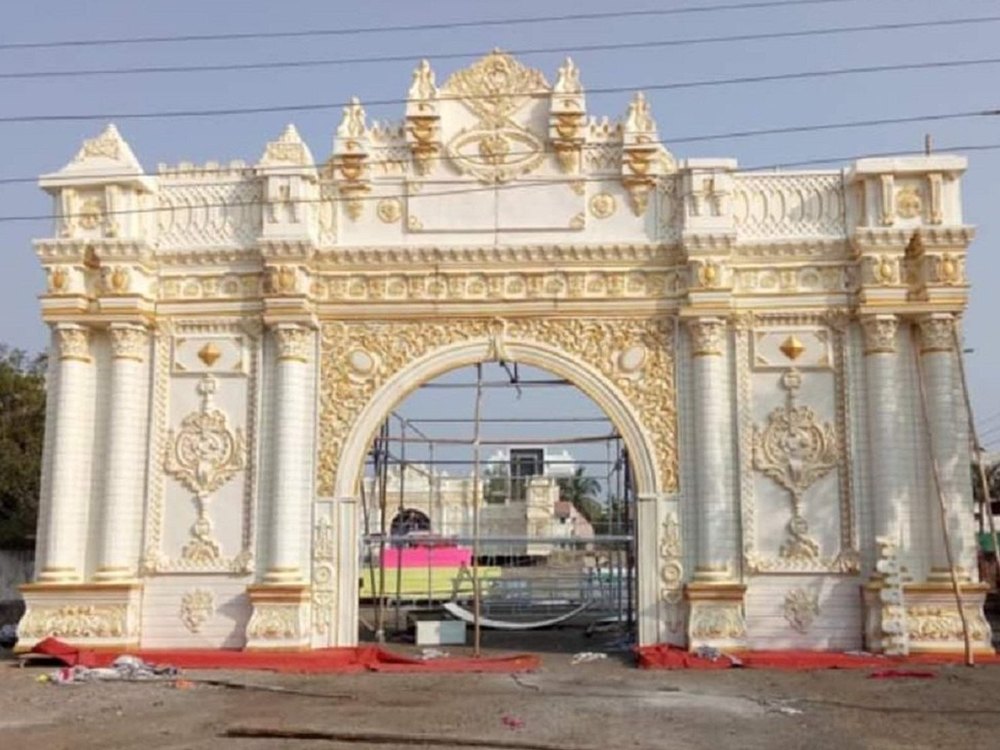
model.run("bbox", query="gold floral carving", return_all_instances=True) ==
[906,606,989,642]
[440,51,549,183]
[56,325,91,362]
[311,512,336,637]
[78,198,104,230]
[164,375,247,564]
[247,605,301,640]
[917,314,955,353]
[753,369,839,562]
[689,603,746,640]
[441,49,549,126]
[19,605,129,639]
[659,511,684,632]
[687,317,726,357]
[48,266,69,293]
[109,325,148,362]
[860,315,899,355]
[274,324,312,362]
[589,193,616,219]
[180,589,215,633]
[783,588,820,633]
[317,317,676,496]
[895,186,922,219]
[376,198,402,224]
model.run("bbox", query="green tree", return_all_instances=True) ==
[557,466,603,524]
[0,346,47,548]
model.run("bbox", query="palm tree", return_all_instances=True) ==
[557,467,603,524]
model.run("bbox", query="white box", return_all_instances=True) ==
[415,620,467,646]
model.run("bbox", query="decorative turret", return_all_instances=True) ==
[332,97,371,221]
[257,124,318,241]
[405,60,441,176]
[548,57,586,173]
[621,93,667,215]
[38,124,158,318]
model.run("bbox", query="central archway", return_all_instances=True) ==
[316,317,681,647]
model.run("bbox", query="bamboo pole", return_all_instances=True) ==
[912,328,974,665]
[375,420,390,644]
[951,326,1000,590]
[471,362,484,657]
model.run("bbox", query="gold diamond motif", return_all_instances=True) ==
[197,342,222,367]
[779,335,806,361]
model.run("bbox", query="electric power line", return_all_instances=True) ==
[3,55,1000,124]
[7,106,995,190]
[3,15,994,81]
[0,0,908,52]
[2,139,999,226]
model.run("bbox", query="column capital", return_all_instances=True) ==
[686,316,726,357]
[271,322,313,363]
[915,313,956,354]
[859,313,899,355]
[54,322,92,362]
[108,322,150,362]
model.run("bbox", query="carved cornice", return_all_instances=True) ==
[313,243,680,268]
[35,239,155,265]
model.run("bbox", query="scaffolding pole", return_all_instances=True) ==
[913,328,974,666]
[952,327,1000,588]
[471,362,484,657]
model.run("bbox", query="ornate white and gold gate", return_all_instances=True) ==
[20,51,991,654]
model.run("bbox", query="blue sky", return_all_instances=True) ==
[2,0,999,457]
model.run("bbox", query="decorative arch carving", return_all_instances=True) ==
[316,316,676,498]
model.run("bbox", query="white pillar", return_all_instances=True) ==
[38,323,95,583]
[94,323,150,581]
[687,317,732,581]
[860,315,904,545]
[916,314,966,580]
[264,323,313,583]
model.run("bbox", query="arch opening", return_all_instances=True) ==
[341,350,653,653]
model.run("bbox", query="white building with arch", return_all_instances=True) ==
[19,51,991,655]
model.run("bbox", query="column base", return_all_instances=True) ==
[685,582,747,651]
[16,582,142,653]
[903,581,994,655]
[245,584,311,651]
[862,579,908,655]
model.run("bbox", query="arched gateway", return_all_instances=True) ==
[20,51,992,655]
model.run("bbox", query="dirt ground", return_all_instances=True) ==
[2,641,999,750]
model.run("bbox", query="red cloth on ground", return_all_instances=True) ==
[27,639,540,674]
[636,644,1000,670]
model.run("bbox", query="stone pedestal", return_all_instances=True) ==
[903,582,993,655]
[16,582,142,652]
[245,584,312,651]
[685,583,747,651]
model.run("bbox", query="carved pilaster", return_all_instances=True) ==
[109,323,149,362]
[687,317,726,357]
[245,584,311,650]
[860,314,899,355]
[274,323,312,363]
[685,584,747,651]
[56,323,91,362]
[916,313,956,353]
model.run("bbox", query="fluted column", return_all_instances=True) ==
[264,323,313,583]
[860,315,904,545]
[916,314,966,580]
[38,323,95,583]
[687,317,732,581]
[94,323,150,581]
